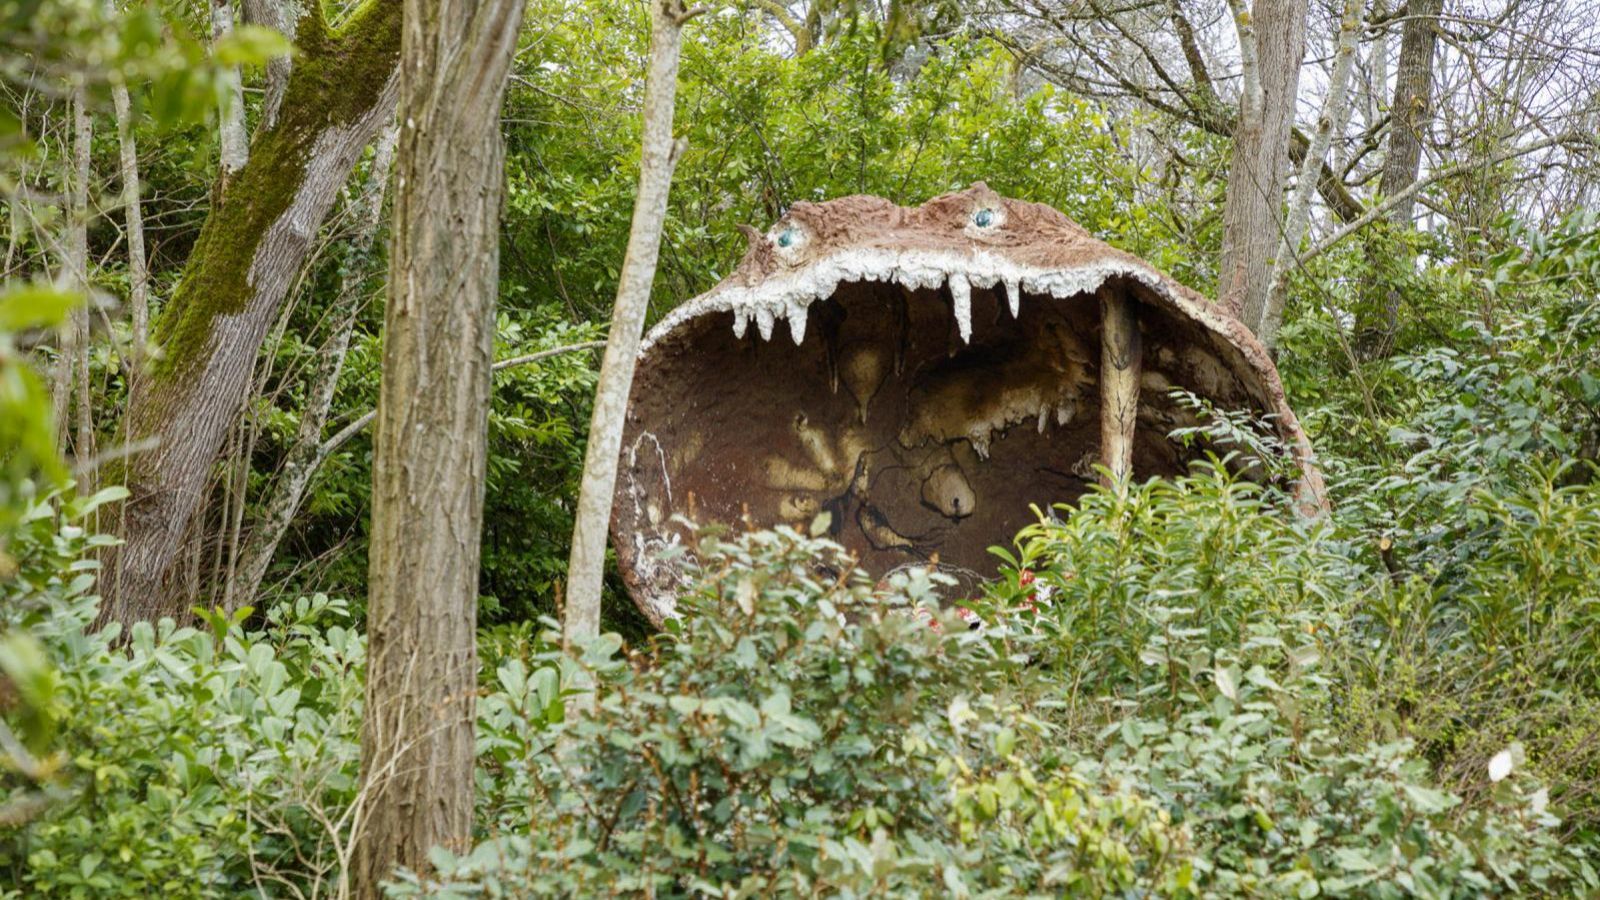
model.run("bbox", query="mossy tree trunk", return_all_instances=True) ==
[352,0,524,892]
[99,0,402,626]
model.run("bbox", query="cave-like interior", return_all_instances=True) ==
[613,275,1280,617]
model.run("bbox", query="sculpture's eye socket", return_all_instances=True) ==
[776,227,799,248]
[973,208,996,228]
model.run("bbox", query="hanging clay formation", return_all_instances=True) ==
[612,183,1326,625]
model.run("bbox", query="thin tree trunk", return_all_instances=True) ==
[242,0,295,130]
[212,0,250,181]
[1377,0,1441,224]
[351,0,523,892]
[53,88,93,465]
[230,124,399,611]
[1218,0,1309,330]
[1357,0,1442,356]
[1368,22,1388,136]
[1259,0,1363,346]
[71,89,94,486]
[565,0,697,647]
[99,1,402,627]
[112,83,151,359]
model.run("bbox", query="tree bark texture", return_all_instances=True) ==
[230,124,399,612]
[241,0,296,130]
[53,88,93,463]
[351,0,524,893]
[212,0,250,181]
[1378,0,1442,227]
[100,0,402,626]
[564,0,694,647]
[1218,0,1309,331]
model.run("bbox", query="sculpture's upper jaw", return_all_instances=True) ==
[618,184,1326,625]
[647,183,1145,349]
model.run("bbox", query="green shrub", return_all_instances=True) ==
[398,491,1596,898]
[1341,469,1600,835]
[1,484,365,896]
[0,492,574,898]
[975,469,1597,896]
[393,523,1209,897]
[982,463,1351,729]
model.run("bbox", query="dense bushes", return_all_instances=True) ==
[6,455,1600,896]
[0,484,366,895]
[392,474,1595,897]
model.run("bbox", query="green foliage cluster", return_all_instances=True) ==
[1,488,364,896]
[0,287,72,540]
[392,486,1594,897]
[5,462,1600,896]
[1278,209,1600,831]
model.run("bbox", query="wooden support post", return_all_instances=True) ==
[1099,286,1141,490]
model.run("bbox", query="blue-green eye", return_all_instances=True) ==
[776,227,797,248]
[973,208,996,228]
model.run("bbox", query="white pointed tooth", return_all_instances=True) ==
[949,274,972,343]
[1004,277,1021,318]
[1037,410,1048,434]
[756,304,776,341]
[787,300,809,344]
[733,308,750,339]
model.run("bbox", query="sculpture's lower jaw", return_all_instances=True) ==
[613,270,1304,626]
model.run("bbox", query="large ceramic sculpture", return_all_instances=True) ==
[612,184,1325,624]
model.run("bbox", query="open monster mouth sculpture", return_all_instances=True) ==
[612,184,1326,625]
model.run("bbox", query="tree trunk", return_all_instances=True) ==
[241,0,296,130]
[1218,0,1309,330]
[99,0,402,626]
[1259,0,1364,345]
[1377,0,1441,224]
[229,124,398,611]
[565,0,696,647]
[112,82,151,359]
[53,88,93,464]
[351,0,523,893]
[1357,0,1442,356]
[212,0,250,182]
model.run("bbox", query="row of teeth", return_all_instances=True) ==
[638,249,1163,354]
[731,270,1022,346]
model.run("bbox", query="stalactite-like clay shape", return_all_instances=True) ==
[612,184,1326,624]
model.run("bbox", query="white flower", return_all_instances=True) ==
[1488,749,1515,782]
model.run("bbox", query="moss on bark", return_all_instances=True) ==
[150,0,402,381]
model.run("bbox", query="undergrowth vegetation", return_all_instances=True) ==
[6,447,1600,895]
[5,2,1600,894]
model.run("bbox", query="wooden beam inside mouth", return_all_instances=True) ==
[1098,285,1141,490]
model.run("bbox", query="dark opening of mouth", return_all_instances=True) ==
[613,272,1298,623]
